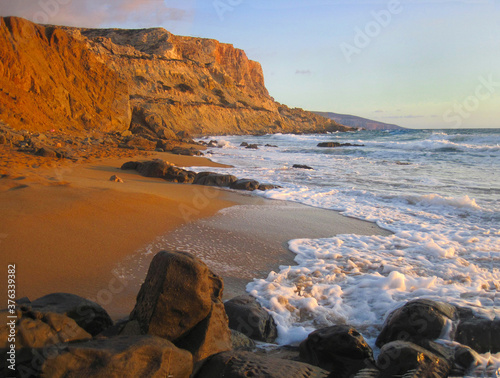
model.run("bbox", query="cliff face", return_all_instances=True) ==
[0,17,348,138]
[0,17,131,133]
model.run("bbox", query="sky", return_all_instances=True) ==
[1,0,499,129]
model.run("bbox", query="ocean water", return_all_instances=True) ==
[197,128,499,375]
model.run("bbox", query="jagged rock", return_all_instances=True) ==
[299,325,375,375]
[240,142,249,147]
[265,144,278,148]
[193,172,238,187]
[246,144,259,149]
[317,142,364,148]
[375,299,458,347]
[376,341,452,377]
[230,179,260,191]
[29,293,113,336]
[195,351,330,378]
[230,330,256,351]
[224,295,278,343]
[207,140,218,147]
[130,251,231,362]
[40,335,193,378]
[293,164,314,170]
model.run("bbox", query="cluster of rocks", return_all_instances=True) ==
[2,251,497,377]
[0,122,206,164]
[121,159,280,191]
[317,142,364,148]
[239,142,279,150]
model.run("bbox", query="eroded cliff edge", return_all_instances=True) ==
[0,17,349,139]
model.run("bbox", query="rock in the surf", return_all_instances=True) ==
[299,325,375,375]
[224,295,278,343]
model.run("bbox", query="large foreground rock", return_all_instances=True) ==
[130,251,231,361]
[195,351,330,378]
[29,293,112,336]
[299,325,375,376]
[40,335,192,378]
[224,295,278,343]
[376,299,458,347]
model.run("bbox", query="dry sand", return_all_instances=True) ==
[0,150,391,319]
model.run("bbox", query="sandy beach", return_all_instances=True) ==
[0,149,390,319]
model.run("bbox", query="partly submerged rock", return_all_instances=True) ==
[376,299,458,347]
[317,142,364,148]
[299,325,375,375]
[224,295,278,343]
[230,179,260,191]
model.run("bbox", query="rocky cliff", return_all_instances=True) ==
[0,17,348,139]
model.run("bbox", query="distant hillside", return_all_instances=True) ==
[314,111,405,131]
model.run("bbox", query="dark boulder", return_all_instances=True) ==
[195,351,330,378]
[299,325,374,375]
[293,164,314,170]
[40,335,193,378]
[224,295,278,343]
[376,299,458,347]
[376,341,452,377]
[123,159,196,183]
[317,142,364,148]
[455,315,500,353]
[230,179,260,191]
[246,144,259,149]
[120,161,141,170]
[193,172,238,187]
[136,159,173,178]
[240,142,249,147]
[29,293,113,336]
[265,144,278,148]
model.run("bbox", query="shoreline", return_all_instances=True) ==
[0,150,391,319]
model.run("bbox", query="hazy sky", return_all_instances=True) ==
[1,0,499,128]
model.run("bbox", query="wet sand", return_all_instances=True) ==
[0,151,391,319]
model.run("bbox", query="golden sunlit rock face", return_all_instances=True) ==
[0,16,349,139]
